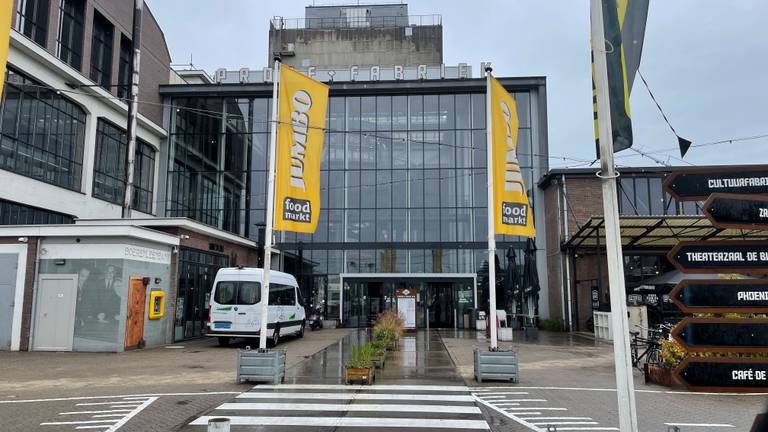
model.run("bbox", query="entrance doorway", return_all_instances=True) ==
[0,253,18,350]
[125,277,147,350]
[341,274,476,329]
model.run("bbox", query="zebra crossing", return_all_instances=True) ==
[188,384,490,431]
[472,388,618,432]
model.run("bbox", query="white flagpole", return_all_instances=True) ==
[484,66,498,350]
[260,58,281,351]
[590,0,638,430]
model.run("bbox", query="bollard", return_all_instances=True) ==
[208,417,230,432]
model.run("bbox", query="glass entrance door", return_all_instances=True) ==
[427,282,455,328]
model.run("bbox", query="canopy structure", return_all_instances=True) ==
[563,215,768,252]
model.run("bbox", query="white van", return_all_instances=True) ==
[207,267,306,347]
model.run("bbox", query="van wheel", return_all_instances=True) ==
[217,337,230,347]
[298,321,305,338]
[269,325,280,347]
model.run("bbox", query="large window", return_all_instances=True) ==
[57,0,85,70]
[117,35,132,99]
[618,174,700,216]
[16,0,50,46]
[92,119,155,214]
[0,68,86,191]
[89,11,114,90]
[0,198,74,225]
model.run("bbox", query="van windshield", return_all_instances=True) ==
[213,281,261,305]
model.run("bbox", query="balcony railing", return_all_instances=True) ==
[270,14,442,30]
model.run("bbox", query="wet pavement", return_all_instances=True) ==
[286,329,464,386]
[183,330,490,431]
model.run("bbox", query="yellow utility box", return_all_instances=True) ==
[148,291,165,319]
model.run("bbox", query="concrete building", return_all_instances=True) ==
[269,3,443,69]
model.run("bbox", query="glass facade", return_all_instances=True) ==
[618,173,701,216]
[89,11,114,90]
[92,119,155,214]
[0,198,74,225]
[57,0,85,70]
[175,248,229,340]
[0,68,86,191]
[165,81,544,326]
[16,0,50,46]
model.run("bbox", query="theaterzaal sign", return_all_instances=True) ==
[664,167,768,392]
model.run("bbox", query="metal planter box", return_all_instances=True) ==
[236,349,286,384]
[474,348,518,383]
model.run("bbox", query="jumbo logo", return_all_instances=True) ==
[289,90,313,191]
[501,101,524,194]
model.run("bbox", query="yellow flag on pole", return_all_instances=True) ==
[489,77,535,238]
[0,0,13,97]
[274,65,329,233]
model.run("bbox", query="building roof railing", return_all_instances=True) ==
[270,14,441,30]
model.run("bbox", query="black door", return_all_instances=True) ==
[428,282,454,328]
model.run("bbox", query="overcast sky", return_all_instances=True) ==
[146,0,768,169]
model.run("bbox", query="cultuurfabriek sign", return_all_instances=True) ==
[663,165,768,201]
[667,241,768,274]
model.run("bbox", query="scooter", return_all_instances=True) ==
[307,306,323,331]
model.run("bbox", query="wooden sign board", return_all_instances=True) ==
[703,193,768,230]
[667,240,768,274]
[675,357,768,392]
[671,317,768,353]
[670,279,768,314]
[664,166,768,201]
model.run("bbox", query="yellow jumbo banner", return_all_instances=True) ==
[274,65,329,233]
[489,77,535,237]
[0,0,12,97]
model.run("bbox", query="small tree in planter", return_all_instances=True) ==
[345,343,375,384]
[373,310,404,350]
[370,339,387,369]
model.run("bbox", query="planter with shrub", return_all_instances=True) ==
[345,343,375,384]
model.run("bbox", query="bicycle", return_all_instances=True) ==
[629,323,672,373]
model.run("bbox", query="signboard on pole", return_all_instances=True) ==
[671,317,768,353]
[488,76,535,238]
[675,358,768,392]
[274,65,329,234]
[663,165,768,201]
[703,193,768,230]
[667,241,768,274]
[670,279,768,314]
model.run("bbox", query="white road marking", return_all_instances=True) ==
[217,402,480,413]
[75,426,112,430]
[551,428,618,431]
[475,392,529,396]
[474,397,545,432]
[191,416,490,429]
[494,403,520,406]
[60,410,133,415]
[664,423,735,428]
[504,407,569,411]
[519,417,594,421]
[101,396,157,432]
[0,392,238,404]
[254,384,470,392]
[42,420,118,426]
[472,386,768,396]
[91,414,128,418]
[495,399,547,402]
[530,422,599,426]
[236,392,475,402]
[76,402,140,406]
